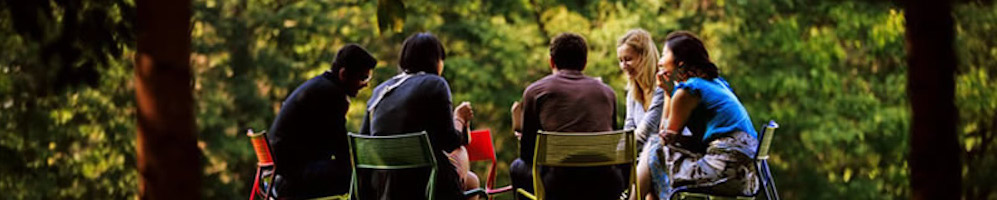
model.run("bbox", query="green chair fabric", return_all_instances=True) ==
[348,131,438,200]
[670,120,780,200]
[519,129,639,200]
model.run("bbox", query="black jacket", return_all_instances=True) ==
[358,73,465,200]
[268,71,352,199]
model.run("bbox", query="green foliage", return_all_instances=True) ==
[1,0,138,199]
[2,0,996,199]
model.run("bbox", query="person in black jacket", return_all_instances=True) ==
[357,32,477,200]
[267,44,376,199]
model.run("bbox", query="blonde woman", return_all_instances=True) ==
[618,29,667,200]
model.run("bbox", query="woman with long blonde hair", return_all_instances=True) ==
[618,29,668,200]
[618,29,666,149]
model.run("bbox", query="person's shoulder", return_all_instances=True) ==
[524,74,557,93]
[291,76,334,99]
[417,73,449,85]
[598,82,616,100]
[677,77,708,89]
[411,74,450,92]
[586,76,615,93]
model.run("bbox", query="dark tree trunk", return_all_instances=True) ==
[904,0,962,199]
[134,0,200,199]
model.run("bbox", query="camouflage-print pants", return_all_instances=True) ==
[663,131,759,197]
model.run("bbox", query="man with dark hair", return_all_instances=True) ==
[548,33,588,71]
[267,44,376,199]
[510,33,620,199]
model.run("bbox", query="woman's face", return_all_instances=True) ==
[657,44,678,84]
[617,45,639,77]
[436,59,445,75]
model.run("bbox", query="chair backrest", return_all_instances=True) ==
[534,130,636,167]
[755,120,779,160]
[247,129,274,166]
[348,131,437,200]
[532,129,637,199]
[348,131,437,169]
[466,129,497,162]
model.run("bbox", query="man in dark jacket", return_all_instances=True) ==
[267,44,376,199]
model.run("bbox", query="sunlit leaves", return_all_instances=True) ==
[377,0,406,34]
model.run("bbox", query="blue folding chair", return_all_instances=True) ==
[669,121,780,200]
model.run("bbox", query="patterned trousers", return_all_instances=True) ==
[660,131,759,197]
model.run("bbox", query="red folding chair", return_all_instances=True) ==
[465,129,514,199]
[248,129,277,200]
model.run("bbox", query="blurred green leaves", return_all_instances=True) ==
[377,0,406,34]
[2,0,997,199]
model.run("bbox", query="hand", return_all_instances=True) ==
[658,129,678,144]
[455,101,474,123]
[655,70,669,89]
[511,101,523,132]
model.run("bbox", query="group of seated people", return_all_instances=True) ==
[265,29,760,200]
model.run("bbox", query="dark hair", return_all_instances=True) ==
[332,44,377,73]
[664,31,718,79]
[549,33,588,71]
[399,32,446,74]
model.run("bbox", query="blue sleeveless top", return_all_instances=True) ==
[674,77,757,142]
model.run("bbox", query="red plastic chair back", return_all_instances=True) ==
[467,129,497,162]
[464,129,513,198]
[248,129,274,166]
[247,129,275,200]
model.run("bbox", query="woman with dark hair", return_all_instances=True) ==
[359,32,479,200]
[641,31,760,199]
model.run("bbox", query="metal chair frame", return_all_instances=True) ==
[669,121,781,200]
[516,129,639,200]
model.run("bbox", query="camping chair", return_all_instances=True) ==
[348,131,487,200]
[465,129,514,199]
[248,129,278,200]
[515,129,639,200]
[669,120,781,200]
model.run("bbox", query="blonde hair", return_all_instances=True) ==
[617,29,659,110]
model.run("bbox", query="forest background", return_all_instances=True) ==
[1,0,996,199]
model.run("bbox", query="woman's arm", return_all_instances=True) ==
[425,78,463,152]
[453,101,473,144]
[636,88,666,136]
[661,89,700,140]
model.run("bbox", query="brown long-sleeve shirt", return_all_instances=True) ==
[519,69,617,164]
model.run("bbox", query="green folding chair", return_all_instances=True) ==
[348,131,438,200]
[515,129,639,200]
[348,131,487,200]
[669,120,780,200]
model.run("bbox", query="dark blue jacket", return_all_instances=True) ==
[359,73,465,200]
[268,71,352,199]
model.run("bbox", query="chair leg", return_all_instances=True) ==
[759,161,779,200]
[250,167,262,200]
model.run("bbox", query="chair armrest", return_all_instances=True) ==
[464,188,487,199]
[487,185,514,194]
[516,188,538,200]
[306,193,350,200]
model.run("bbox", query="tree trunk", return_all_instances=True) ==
[904,0,962,199]
[134,0,200,199]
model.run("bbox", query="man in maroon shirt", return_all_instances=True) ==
[511,33,621,200]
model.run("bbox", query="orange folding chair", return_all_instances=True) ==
[465,129,514,199]
[248,129,277,200]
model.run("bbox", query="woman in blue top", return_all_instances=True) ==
[644,31,760,199]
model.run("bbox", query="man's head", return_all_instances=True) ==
[332,44,376,97]
[549,33,588,71]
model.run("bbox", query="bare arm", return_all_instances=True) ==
[661,89,700,140]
